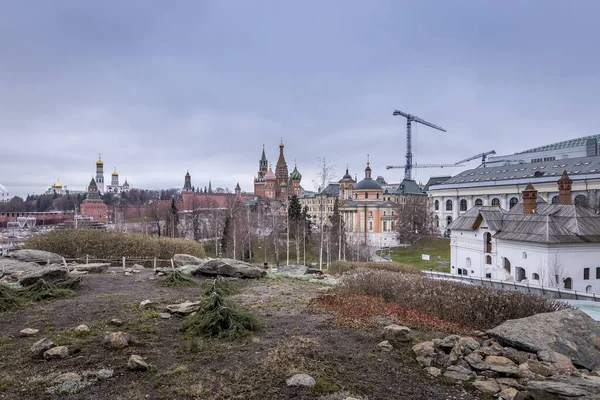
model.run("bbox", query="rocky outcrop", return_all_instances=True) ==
[3,249,62,265]
[44,346,69,360]
[527,375,600,400]
[191,259,266,279]
[286,374,316,387]
[127,355,149,371]
[103,332,131,349]
[411,316,600,399]
[173,254,207,267]
[71,263,110,274]
[382,324,412,343]
[165,301,201,316]
[487,308,600,370]
[277,264,308,276]
[30,338,56,358]
[0,259,68,285]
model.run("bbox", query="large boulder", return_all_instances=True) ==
[18,266,68,286]
[71,263,110,274]
[173,254,206,267]
[487,309,600,370]
[3,249,62,265]
[191,259,266,278]
[165,301,202,316]
[277,264,308,276]
[0,259,67,285]
[526,375,600,400]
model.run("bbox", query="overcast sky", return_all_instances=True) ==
[2,1,600,197]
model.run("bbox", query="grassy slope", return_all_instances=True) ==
[386,237,451,272]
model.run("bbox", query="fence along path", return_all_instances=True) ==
[423,270,599,303]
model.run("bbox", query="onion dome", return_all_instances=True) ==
[112,168,118,177]
[265,165,276,180]
[355,178,382,190]
[96,154,103,167]
[290,163,302,180]
[342,165,352,180]
[54,180,63,189]
[280,181,287,187]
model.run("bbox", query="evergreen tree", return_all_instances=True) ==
[169,197,180,237]
[221,215,231,255]
[288,195,303,263]
[328,198,345,261]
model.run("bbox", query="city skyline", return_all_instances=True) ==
[2,1,600,197]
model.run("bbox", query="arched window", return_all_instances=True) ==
[434,200,439,211]
[435,215,440,227]
[586,285,592,293]
[460,199,467,211]
[446,216,453,226]
[516,267,526,282]
[368,211,373,217]
[503,258,511,276]
[575,195,589,208]
[475,198,483,206]
[365,192,369,199]
[491,198,500,206]
[532,273,540,280]
[564,277,573,290]
[446,199,453,211]
[485,255,492,264]
[484,232,492,253]
[383,221,387,231]
[509,197,518,209]
[551,196,559,204]
[376,193,380,199]
[466,258,471,268]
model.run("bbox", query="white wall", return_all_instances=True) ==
[451,227,600,293]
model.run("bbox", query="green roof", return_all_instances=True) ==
[517,134,600,154]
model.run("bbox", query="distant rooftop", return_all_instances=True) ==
[516,134,600,155]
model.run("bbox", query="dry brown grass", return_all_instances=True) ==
[339,268,570,330]
[328,261,422,276]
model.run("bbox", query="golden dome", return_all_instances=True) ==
[112,170,118,177]
[54,181,63,189]
[96,153,103,166]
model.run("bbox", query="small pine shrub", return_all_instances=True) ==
[201,277,239,297]
[0,285,22,312]
[181,291,260,338]
[160,271,196,287]
[21,278,80,302]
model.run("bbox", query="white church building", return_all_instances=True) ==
[449,171,600,293]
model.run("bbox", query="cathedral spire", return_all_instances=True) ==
[261,144,267,162]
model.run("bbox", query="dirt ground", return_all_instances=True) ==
[0,268,483,400]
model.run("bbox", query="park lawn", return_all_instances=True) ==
[387,237,451,272]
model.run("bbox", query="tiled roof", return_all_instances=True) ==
[516,134,600,154]
[449,200,600,244]
[432,155,600,189]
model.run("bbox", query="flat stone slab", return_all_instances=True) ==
[487,308,600,370]
[72,263,110,273]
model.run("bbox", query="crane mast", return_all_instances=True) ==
[393,110,446,180]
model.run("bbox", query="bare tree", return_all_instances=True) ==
[312,157,336,269]
[538,253,566,287]
[395,195,431,248]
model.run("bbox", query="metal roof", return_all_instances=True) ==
[383,179,425,196]
[516,134,600,154]
[430,155,600,190]
[449,200,600,244]
[355,178,383,191]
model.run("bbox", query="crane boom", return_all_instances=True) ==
[386,163,464,170]
[454,150,496,166]
[392,109,447,180]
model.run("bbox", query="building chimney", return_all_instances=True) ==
[557,170,572,205]
[522,183,538,214]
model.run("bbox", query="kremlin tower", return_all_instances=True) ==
[253,141,302,200]
[95,154,104,194]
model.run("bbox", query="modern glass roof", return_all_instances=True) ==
[516,134,600,154]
